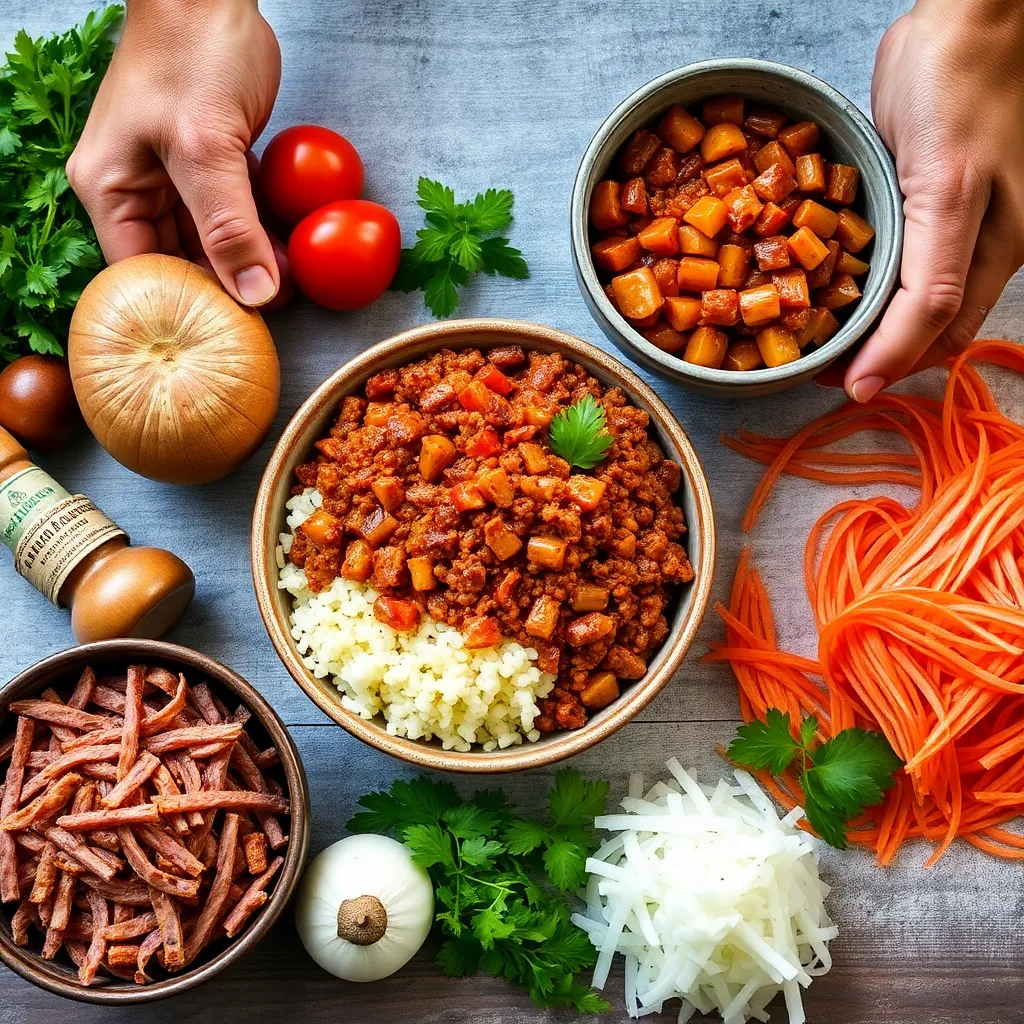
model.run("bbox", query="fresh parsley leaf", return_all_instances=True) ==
[460,836,504,869]
[727,707,802,774]
[727,708,903,850]
[547,395,614,470]
[403,823,457,871]
[548,768,610,829]
[502,818,548,855]
[392,177,528,318]
[436,936,480,976]
[542,840,588,891]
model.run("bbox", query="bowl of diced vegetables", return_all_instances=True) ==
[571,58,904,396]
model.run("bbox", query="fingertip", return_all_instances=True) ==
[233,265,279,307]
[848,374,886,403]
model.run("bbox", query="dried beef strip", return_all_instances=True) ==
[134,824,204,878]
[11,899,34,944]
[117,665,145,781]
[40,826,118,882]
[222,855,282,939]
[0,716,34,901]
[28,841,58,904]
[8,701,111,732]
[154,791,289,815]
[79,891,109,985]
[149,887,184,968]
[135,926,164,983]
[68,666,97,711]
[19,745,120,801]
[116,827,200,900]
[57,803,160,831]
[243,832,267,875]
[1,772,82,831]
[191,683,222,725]
[100,911,157,941]
[180,812,239,967]
[101,751,160,809]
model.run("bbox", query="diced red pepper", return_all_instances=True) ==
[463,616,501,649]
[475,364,513,396]
[465,429,501,458]
[373,596,421,632]
[457,379,492,413]
[450,481,486,512]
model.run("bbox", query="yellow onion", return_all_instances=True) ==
[68,254,280,485]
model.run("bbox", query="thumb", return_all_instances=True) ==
[166,140,279,306]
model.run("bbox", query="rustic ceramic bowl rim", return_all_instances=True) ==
[251,318,716,773]
[570,57,904,388]
[0,639,310,1005]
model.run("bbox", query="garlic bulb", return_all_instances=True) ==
[295,834,433,982]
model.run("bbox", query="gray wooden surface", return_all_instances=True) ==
[3,1,1024,1021]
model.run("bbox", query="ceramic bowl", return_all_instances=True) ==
[252,319,715,772]
[571,58,904,397]
[0,640,309,1004]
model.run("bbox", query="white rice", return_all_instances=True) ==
[276,488,556,752]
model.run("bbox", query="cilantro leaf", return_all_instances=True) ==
[548,768,610,829]
[727,707,802,774]
[502,818,548,855]
[807,728,902,816]
[479,236,529,279]
[547,395,614,471]
[542,840,588,891]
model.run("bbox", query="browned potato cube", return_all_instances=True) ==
[645,146,681,188]
[807,240,841,289]
[678,224,719,257]
[701,123,748,163]
[656,105,706,154]
[580,672,621,709]
[756,326,801,367]
[753,140,796,177]
[778,120,820,157]
[644,322,687,354]
[716,244,751,289]
[792,199,839,239]
[703,157,749,198]
[611,267,664,319]
[834,209,876,253]
[702,95,745,125]
[592,236,642,273]
[739,283,781,326]
[683,326,728,368]
[795,153,826,192]
[835,250,870,275]
[722,185,763,233]
[701,288,740,327]
[743,108,787,139]
[663,295,703,332]
[753,235,791,271]
[816,272,862,310]
[620,176,649,214]
[590,180,628,231]
[751,162,797,203]
[825,164,860,205]
[772,268,811,309]
[723,339,765,371]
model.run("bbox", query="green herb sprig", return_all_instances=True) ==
[547,395,614,470]
[0,5,123,360]
[391,177,528,318]
[348,770,610,1013]
[727,708,902,849]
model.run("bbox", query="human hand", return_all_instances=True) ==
[67,0,282,306]
[843,0,1024,402]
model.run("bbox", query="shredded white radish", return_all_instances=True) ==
[573,764,836,1024]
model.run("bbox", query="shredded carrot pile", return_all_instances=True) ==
[706,339,1024,866]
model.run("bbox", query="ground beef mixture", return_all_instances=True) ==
[288,346,694,733]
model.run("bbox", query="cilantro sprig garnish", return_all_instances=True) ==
[547,395,614,470]
[391,177,529,318]
[0,6,123,359]
[348,770,610,1013]
[727,708,902,849]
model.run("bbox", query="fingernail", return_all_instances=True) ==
[234,266,277,306]
[850,375,885,403]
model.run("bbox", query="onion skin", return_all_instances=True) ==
[68,254,280,485]
[0,355,84,453]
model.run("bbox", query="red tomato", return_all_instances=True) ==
[259,125,364,225]
[288,200,401,311]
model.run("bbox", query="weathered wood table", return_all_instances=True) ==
[3,0,1023,1020]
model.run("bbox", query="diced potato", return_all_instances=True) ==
[792,199,839,239]
[795,153,826,192]
[751,162,797,203]
[701,123,748,163]
[364,402,392,427]
[703,158,748,197]
[834,209,875,253]
[716,244,751,289]
[589,180,629,231]
[739,283,782,326]
[373,596,420,632]
[358,506,399,547]
[628,310,661,328]
[644,323,687,354]
[637,216,682,255]
[567,475,607,510]
[817,272,862,310]
[756,326,801,367]
[644,148,681,189]
[519,442,549,475]
[700,288,740,327]
[825,164,860,205]
[723,339,764,371]
[752,235,791,271]
[341,539,373,582]
[450,481,486,511]
[683,326,728,368]
[581,672,621,710]
[677,257,720,292]
[743,269,772,290]
[457,379,492,413]
[744,108,787,139]
[651,257,680,297]
[571,583,610,612]
[780,307,812,333]
[611,267,664,319]
[778,120,820,157]
[772,267,811,309]
[371,476,405,513]
[753,202,791,237]
[618,128,661,175]
[527,534,568,570]
[663,295,703,332]
[722,185,763,232]
[419,434,457,483]
[787,226,829,270]
[300,509,340,548]
[678,224,719,257]
[807,239,840,289]
[477,467,514,507]
[520,476,562,501]
[407,555,436,591]
[810,306,841,345]
[702,95,744,126]
[463,616,501,649]
[520,400,558,427]
[525,594,561,640]
[656,105,705,154]
[753,140,796,177]
[620,176,648,214]
[484,517,523,560]
[566,612,616,647]
[591,235,642,273]
[683,196,728,238]
[836,250,870,275]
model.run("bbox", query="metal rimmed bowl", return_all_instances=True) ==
[571,58,904,397]
[0,640,310,1005]
[252,318,716,773]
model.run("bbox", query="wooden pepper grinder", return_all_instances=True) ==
[0,425,195,643]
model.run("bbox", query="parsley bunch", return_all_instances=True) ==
[0,5,122,360]
[391,177,528,318]
[348,770,610,1013]
[727,708,902,849]
[548,395,614,470]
